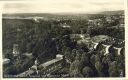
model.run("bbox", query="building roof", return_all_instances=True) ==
[91,35,110,43]
[17,70,34,77]
[56,54,63,57]
[3,58,10,64]
[61,23,71,28]
[23,53,33,57]
[40,58,62,68]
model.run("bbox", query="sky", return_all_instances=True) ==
[2,0,125,13]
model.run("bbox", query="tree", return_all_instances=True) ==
[95,61,104,77]
[82,66,93,77]
[69,60,83,77]
[80,53,90,67]
[108,61,120,77]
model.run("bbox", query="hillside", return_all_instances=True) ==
[2,10,124,20]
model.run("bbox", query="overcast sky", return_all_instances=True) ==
[2,0,125,13]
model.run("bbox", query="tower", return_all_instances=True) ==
[13,44,20,57]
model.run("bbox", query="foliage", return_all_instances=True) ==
[82,66,93,77]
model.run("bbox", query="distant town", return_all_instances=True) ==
[2,10,125,78]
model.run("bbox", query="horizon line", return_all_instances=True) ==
[2,10,124,14]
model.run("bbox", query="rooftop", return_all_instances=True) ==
[3,58,10,64]
[40,58,62,68]
[17,70,34,77]
[91,35,110,43]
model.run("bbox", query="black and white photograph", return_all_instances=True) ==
[1,0,126,78]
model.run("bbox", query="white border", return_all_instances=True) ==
[0,0,127,80]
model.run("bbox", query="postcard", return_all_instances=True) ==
[0,0,127,79]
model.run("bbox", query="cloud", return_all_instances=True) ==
[2,0,124,13]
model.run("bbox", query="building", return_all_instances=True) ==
[91,42,100,50]
[13,44,20,57]
[3,58,10,65]
[16,69,34,77]
[16,54,64,77]
[100,44,112,56]
[113,47,122,56]
[38,54,64,74]
[23,53,33,58]
[61,23,71,28]
[56,54,64,59]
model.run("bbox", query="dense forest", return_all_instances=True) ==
[2,11,125,77]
